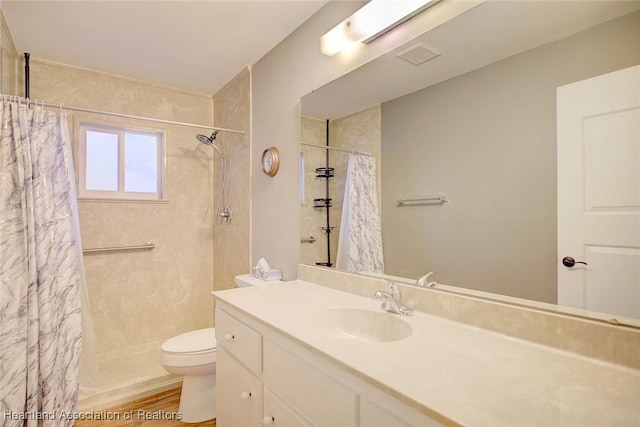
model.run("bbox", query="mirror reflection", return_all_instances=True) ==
[300,1,640,321]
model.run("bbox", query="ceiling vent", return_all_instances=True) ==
[396,43,440,65]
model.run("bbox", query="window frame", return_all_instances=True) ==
[77,120,167,201]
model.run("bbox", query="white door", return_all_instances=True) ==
[557,64,640,320]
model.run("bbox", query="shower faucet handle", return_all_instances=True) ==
[217,206,232,223]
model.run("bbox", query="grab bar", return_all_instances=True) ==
[300,236,317,243]
[83,242,155,254]
[397,195,448,206]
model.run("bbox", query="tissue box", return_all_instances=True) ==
[251,257,282,281]
[251,267,283,281]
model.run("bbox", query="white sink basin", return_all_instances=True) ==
[310,307,413,342]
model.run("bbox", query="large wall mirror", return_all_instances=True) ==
[300,1,640,324]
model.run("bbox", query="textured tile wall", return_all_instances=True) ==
[30,59,216,354]
[212,68,251,291]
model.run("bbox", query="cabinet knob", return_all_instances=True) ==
[224,333,235,341]
[262,416,275,426]
[240,391,251,400]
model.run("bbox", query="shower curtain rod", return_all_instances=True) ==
[300,142,373,157]
[35,100,246,134]
[19,52,242,134]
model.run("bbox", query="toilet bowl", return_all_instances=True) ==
[160,328,216,423]
[160,275,274,422]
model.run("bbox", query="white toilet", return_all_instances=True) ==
[159,274,271,422]
[160,328,217,423]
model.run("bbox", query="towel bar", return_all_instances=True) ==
[83,242,155,254]
[396,195,448,206]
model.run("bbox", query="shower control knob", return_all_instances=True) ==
[240,391,251,400]
[224,333,235,341]
[262,416,275,426]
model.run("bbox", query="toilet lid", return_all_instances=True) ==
[161,328,216,353]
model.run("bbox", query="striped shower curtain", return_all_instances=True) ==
[336,154,385,273]
[0,98,84,426]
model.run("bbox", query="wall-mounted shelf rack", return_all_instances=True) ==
[314,198,332,208]
[315,167,335,178]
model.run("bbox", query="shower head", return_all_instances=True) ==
[196,130,220,146]
[196,130,225,160]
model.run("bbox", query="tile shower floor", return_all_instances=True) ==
[79,340,182,411]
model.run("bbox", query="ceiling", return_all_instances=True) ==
[1,0,327,95]
[302,0,640,119]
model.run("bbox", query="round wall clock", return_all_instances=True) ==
[261,147,280,177]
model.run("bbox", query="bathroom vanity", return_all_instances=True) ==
[215,302,437,426]
[213,280,640,426]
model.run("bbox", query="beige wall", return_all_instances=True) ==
[251,1,481,279]
[29,59,216,354]
[0,8,18,95]
[212,68,251,290]
[381,11,640,303]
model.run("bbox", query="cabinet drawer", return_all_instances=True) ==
[215,308,262,374]
[217,348,263,427]
[264,339,357,427]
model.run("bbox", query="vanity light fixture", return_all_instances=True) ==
[320,0,438,56]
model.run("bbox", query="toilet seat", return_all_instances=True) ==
[161,328,216,354]
[160,328,216,368]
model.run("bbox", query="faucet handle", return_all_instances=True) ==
[416,271,437,287]
[385,283,403,312]
[374,289,413,316]
[389,282,402,299]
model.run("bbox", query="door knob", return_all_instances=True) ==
[562,256,588,267]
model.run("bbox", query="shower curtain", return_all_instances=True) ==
[0,97,95,426]
[336,154,384,273]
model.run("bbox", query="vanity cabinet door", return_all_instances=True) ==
[263,388,313,427]
[263,339,358,427]
[217,348,263,427]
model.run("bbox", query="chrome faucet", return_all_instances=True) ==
[374,282,413,316]
[416,271,437,287]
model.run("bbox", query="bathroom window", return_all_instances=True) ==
[78,122,165,200]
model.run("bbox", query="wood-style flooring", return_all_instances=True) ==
[73,388,216,426]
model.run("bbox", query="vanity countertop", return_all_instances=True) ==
[213,280,640,426]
